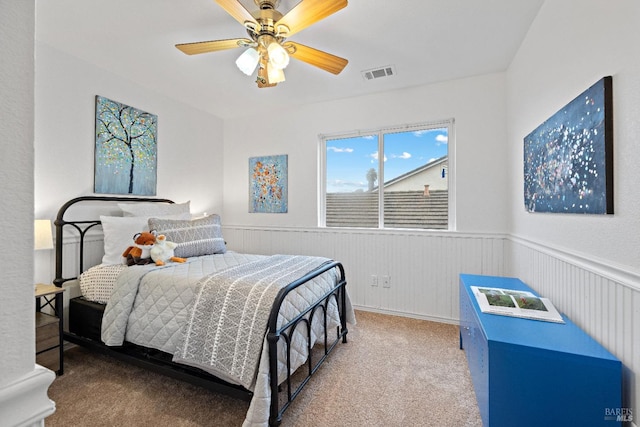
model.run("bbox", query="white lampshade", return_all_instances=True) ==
[34,219,54,250]
[267,64,286,84]
[267,41,289,70]
[235,48,260,76]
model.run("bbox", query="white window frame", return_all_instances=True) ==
[319,119,456,230]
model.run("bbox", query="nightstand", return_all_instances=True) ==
[35,284,65,375]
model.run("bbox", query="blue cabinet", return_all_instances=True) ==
[459,274,621,427]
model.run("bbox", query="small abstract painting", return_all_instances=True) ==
[94,95,157,195]
[249,155,288,213]
[523,77,613,214]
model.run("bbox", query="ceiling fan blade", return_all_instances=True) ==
[276,0,347,37]
[214,0,258,27]
[286,42,348,75]
[175,38,252,55]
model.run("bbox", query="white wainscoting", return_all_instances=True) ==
[222,226,507,324]
[506,236,639,424]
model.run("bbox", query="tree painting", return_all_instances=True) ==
[249,155,288,213]
[95,96,157,195]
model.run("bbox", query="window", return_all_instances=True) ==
[320,120,452,230]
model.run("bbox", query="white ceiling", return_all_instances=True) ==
[36,0,544,120]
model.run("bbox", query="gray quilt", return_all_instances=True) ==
[101,252,264,350]
[173,255,331,389]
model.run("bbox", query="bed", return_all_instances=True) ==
[53,196,354,426]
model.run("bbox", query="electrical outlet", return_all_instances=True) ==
[371,275,378,286]
[382,275,391,288]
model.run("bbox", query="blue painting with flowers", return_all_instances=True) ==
[523,77,613,214]
[249,154,288,213]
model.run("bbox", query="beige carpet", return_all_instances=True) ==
[45,311,482,427]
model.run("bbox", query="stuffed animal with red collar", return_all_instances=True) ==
[122,230,157,266]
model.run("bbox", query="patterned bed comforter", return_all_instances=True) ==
[100,252,355,427]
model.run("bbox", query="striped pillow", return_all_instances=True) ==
[148,214,226,258]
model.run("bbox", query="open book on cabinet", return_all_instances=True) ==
[471,286,564,323]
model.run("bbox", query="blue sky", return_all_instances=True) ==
[326,127,448,193]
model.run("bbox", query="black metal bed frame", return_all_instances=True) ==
[54,196,349,426]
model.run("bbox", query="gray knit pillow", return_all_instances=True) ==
[148,214,226,258]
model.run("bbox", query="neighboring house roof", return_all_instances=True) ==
[372,155,448,192]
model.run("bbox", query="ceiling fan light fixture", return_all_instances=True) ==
[176,0,349,88]
[236,48,260,76]
[267,41,289,70]
[267,63,286,83]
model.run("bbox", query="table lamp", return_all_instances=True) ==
[34,219,54,251]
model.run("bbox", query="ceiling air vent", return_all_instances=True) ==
[362,65,396,81]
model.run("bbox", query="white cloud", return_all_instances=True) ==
[370,151,387,162]
[413,130,448,145]
[392,152,412,159]
[327,146,354,153]
[436,134,448,144]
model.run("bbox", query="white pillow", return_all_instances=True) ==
[118,200,190,217]
[100,216,150,265]
[100,212,192,265]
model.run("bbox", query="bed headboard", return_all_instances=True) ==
[53,196,174,287]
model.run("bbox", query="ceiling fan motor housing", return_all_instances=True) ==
[246,6,287,39]
[255,0,279,10]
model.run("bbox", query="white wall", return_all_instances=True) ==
[1,0,36,388]
[221,72,512,322]
[506,0,640,420]
[223,72,509,234]
[35,42,225,218]
[506,0,640,271]
[34,42,226,280]
[219,73,510,324]
[1,1,56,424]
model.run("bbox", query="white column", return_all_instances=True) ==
[0,366,55,427]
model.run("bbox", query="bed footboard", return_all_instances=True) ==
[267,261,348,426]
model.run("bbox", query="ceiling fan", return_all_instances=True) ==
[176,0,348,88]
